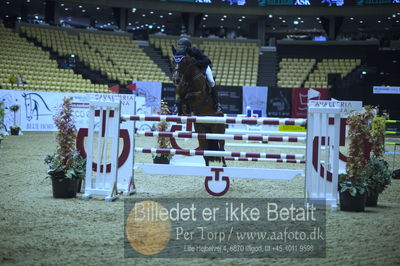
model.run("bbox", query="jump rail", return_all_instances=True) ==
[122,114,307,126]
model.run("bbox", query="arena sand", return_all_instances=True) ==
[0,132,399,265]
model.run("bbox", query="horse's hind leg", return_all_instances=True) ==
[204,156,209,166]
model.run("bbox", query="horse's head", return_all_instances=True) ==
[22,93,34,121]
[171,47,195,86]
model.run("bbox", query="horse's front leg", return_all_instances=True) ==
[174,94,185,115]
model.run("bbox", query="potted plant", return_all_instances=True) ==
[362,112,392,206]
[362,156,392,206]
[44,97,85,198]
[338,108,373,211]
[0,101,5,144]
[153,101,173,164]
[9,104,20,135]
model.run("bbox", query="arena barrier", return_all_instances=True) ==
[77,99,361,209]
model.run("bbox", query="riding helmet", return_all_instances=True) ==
[177,37,192,51]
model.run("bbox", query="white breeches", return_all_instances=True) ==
[205,66,215,87]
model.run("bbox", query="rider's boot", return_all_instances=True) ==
[209,84,223,114]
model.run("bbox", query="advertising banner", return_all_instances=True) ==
[291,88,329,118]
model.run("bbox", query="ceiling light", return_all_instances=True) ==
[293,20,299,25]
[205,14,208,17]
[168,12,172,15]
[393,14,396,17]
[378,20,381,23]
[128,23,132,25]
[64,7,68,11]
[132,8,136,12]
[238,18,242,22]
[82,9,86,12]
[301,20,304,23]
[79,5,82,8]
[150,11,154,14]
[202,24,206,28]
[220,25,223,28]
[96,7,100,10]
[237,26,241,29]
[360,20,363,23]
[60,3,64,6]
[160,15,164,18]
[26,0,30,2]
[221,18,224,21]
[298,17,301,20]
[223,15,227,18]
[268,14,273,18]
[350,17,354,20]
[142,14,146,17]
[242,16,246,19]
[316,17,320,20]
[279,17,282,20]
[282,20,286,23]
[6,1,10,4]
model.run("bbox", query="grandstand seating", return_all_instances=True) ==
[277,57,361,88]
[20,25,170,86]
[304,58,361,88]
[277,58,316,88]
[149,35,259,86]
[0,23,107,93]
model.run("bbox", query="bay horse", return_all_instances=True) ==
[171,47,226,167]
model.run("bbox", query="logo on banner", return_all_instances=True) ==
[298,89,321,111]
[22,92,52,121]
[269,90,290,112]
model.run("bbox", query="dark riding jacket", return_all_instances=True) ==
[186,47,211,73]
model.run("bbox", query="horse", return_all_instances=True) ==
[171,47,226,167]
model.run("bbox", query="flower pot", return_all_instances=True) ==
[366,193,379,207]
[51,178,78,198]
[339,190,367,212]
[76,179,83,193]
[10,128,20,135]
[153,156,170,164]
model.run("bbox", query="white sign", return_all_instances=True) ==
[0,89,151,131]
[373,86,400,94]
[308,100,363,117]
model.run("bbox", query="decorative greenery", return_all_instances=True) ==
[153,100,172,160]
[9,104,20,128]
[339,174,367,197]
[10,126,20,130]
[339,107,375,196]
[9,104,20,112]
[371,114,387,158]
[44,97,85,180]
[345,108,373,178]
[362,156,392,196]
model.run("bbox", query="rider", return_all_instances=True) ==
[177,37,222,113]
